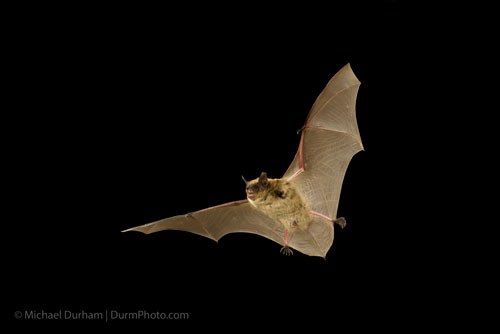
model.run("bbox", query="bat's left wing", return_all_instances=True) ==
[123,200,285,247]
[284,64,363,222]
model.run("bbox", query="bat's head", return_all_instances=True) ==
[244,172,270,201]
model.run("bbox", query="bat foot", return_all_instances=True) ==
[280,246,294,256]
[334,217,346,229]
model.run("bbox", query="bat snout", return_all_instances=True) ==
[246,187,256,199]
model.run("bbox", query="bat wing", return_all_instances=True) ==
[284,63,363,225]
[122,200,285,246]
[123,200,333,257]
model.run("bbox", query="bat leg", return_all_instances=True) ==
[334,217,347,229]
[311,211,346,228]
[280,229,294,256]
[280,246,293,256]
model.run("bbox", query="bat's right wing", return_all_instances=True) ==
[122,200,285,246]
[124,199,340,257]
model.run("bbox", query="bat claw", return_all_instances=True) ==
[334,217,346,229]
[280,246,294,256]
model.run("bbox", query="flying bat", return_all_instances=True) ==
[123,64,363,258]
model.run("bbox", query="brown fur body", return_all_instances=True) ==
[246,176,311,231]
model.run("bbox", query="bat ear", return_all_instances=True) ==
[241,175,249,185]
[259,172,269,186]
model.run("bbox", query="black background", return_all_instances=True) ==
[4,1,467,330]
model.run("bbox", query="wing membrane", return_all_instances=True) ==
[123,200,284,245]
[284,64,363,220]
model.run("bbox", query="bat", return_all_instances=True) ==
[123,64,363,258]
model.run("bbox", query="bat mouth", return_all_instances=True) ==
[247,189,256,199]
